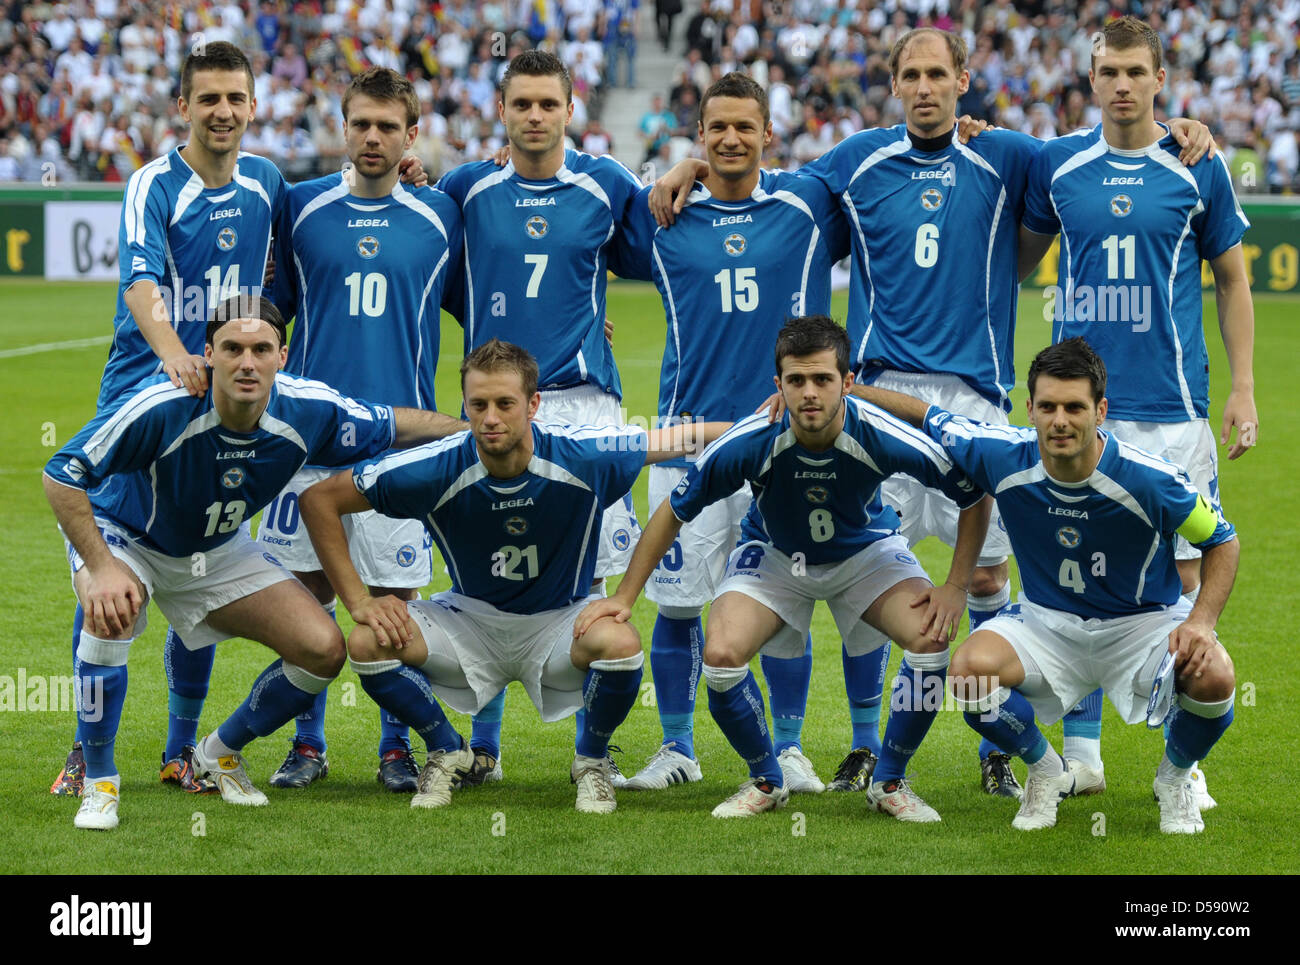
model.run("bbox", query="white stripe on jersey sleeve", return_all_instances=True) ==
[124,155,170,247]
[292,177,350,234]
[1135,531,1161,604]
[536,423,644,444]
[570,502,601,599]
[1087,470,1153,528]
[527,455,594,493]
[433,459,490,513]
[462,165,513,207]
[1114,438,1198,492]
[688,411,770,472]
[392,184,450,242]
[845,137,910,365]
[556,164,613,210]
[993,463,1046,495]
[651,241,684,417]
[1214,152,1250,230]
[758,426,799,478]
[159,409,222,459]
[1047,137,1107,186]
[755,183,823,313]
[169,169,205,227]
[257,411,309,454]
[233,161,273,210]
[353,433,469,496]
[83,381,189,466]
[272,374,381,421]
[847,397,950,474]
[833,430,882,475]
[953,140,1008,401]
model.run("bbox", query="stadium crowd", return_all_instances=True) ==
[0,0,1297,190]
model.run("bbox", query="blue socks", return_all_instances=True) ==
[761,635,812,754]
[959,686,1050,763]
[575,654,644,759]
[1062,688,1104,767]
[163,626,214,760]
[1165,693,1234,767]
[471,688,506,757]
[876,651,948,783]
[844,640,890,754]
[352,659,462,754]
[651,614,703,759]
[77,656,128,780]
[70,605,85,744]
[704,664,781,787]
[216,660,330,753]
[293,689,328,753]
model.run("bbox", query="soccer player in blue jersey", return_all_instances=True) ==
[857,338,1238,834]
[614,72,849,794]
[578,317,991,820]
[435,51,650,783]
[255,68,464,793]
[44,298,464,829]
[296,339,728,813]
[1019,17,1254,807]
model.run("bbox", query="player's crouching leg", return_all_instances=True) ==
[1156,646,1235,834]
[571,617,644,814]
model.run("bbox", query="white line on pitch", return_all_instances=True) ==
[0,336,111,359]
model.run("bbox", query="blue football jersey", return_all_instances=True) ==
[437,150,646,397]
[99,149,285,409]
[670,396,980,565]
[799,126,1040,411]
[272,174,464,411]
[623,170,849,468]
[46,374,395,557]
[1023,125,1249,422]
[355,423,648,613]
[922,407,1235,617]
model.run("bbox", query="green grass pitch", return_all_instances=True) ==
[0,278,1295,874]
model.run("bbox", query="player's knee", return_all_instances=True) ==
[1185,647,1235,702]
[970,563,1008,597]
[302,624,346,678]
[949,643,1001,691]
[702,635,747,669]
[346,623,381,663]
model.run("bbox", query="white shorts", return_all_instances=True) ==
[864,370,1011,566]
[646,465,750,610]
[67,518,295,650]
[256,467,434,587]
[980,598,1198,726]
[1103,418,1219,561]
[407,592,589,722]
[536,383,641,577]
[716,534,930,658]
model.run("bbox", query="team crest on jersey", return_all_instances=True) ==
[1109,194,1133,217]
[216,226,237,250]
[395,544,417,567]
[723,233,746,256]
[1055,526,1081,549]
[221,467,244,489]
[920,188,943,210]
[895,553,918,565]
[612,528,631,551]
[804,486,829,504]
[526,215,549,238]
[357,235,380,258]
[504,516,528,536]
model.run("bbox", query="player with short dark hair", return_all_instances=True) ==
[577,316,991,820]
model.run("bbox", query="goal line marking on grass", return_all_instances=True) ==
[0,336,112,359]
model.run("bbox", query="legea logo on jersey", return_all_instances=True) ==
[804,486,829,504]
[1110,194,1133,217]
[920,187,943,210]
[723,233,746,256]
[504,516,528,536]
[526,215,549,238]
[216,226,237,250]
[1056,526,1081,549]
[357,235,380,258]
[221,467,245,489]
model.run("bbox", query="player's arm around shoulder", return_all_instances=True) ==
[391,406,469,448]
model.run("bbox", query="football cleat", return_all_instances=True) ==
[50,741,86,797]
[74,780,120,830]
[268,741,328,789]
[376,747,420,793]
[867,778,941,823]
[711,778,790,818]
[624,742,702,790]
[777,747,825,793]
[1153,776,1204,834]
[1189,765,1217,811]
[1012,762,1075,831]
[606,745,628,789]
[454,747,503,788]
[1065,758,1107,796]
[160,745,219,794]
[410,746,473,809]
[192,741,268,806]
[826,747,878,792]
[980,752,1023,799]
[572,755,617,814]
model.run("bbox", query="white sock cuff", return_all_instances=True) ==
[322,601,337,617]
[1177,690,1234,719]
[658,604,703,620]
[282,661,332,693]
[76,632,133,667]
[903,648,950,672]
[968,583,1011,611]
[1181,584,1201,606]
[589,652,645,672]
[954,684,1009,715]
[349,657,403,676]
[703,663,748,692]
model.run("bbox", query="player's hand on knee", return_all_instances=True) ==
[573,598,631,639]
[352,593,414,650]
[1169,619,1219,680]
[84,560,142,638]
[163,353,210,396]
[1169,118,1215,165]
[756,391,785,424]
[397,154,428,187]
[956,114,991,142]
[911,581,966,644]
